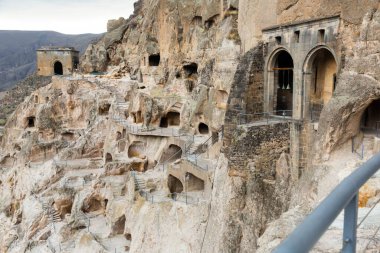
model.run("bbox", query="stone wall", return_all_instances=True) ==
[214,122,293,252]
[224,44,265,146]
[37,49,79,76]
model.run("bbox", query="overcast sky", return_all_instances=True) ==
[0,0,136,34]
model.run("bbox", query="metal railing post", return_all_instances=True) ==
[361,143,364,159]
[342,193,358,253]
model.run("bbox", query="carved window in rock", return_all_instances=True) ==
[148,54,160,66]
[198,123,209,135]
[26,116,36,128]
[168,175,183,193]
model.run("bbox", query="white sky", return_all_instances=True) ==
[0,0,136,34]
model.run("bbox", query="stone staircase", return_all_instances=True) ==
[132,172,147,192]
[42,202,61,223]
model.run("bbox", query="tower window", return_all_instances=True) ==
[318,29,325,43]
[294,31,300,43]
[275,36,282,45]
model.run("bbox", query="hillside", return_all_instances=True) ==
[0,1,380,253]
[0,74,51,126]
[0,30,102,91]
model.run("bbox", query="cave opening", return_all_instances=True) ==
[98,103,111,115]
[361,99,380,134]
[149,54,160,66]
[81,195,105,213]
[62,132,75,141]
[198,123,209,135]
[216,90,229,109]
[183,63,198,78]
[168,174,183,193]
[160,144,182,163]
[116,131,122,141]
[128,142,146,158]
[105,153,113,163]
[185,172,205,191]
[167,111,180,126]
[205,15,219,29]
[27,117,36,128]
[160,117,168,128]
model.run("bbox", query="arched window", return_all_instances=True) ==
[304,47,337,121]
[272,51,294,116]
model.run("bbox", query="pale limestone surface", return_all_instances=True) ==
[1,0,380,253]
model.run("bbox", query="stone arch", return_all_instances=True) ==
[185,172,205,191]
[53,61,63,75]
[160,144,182,163]
[267,48,294,116]
[128,141,146,158]
[303,46,338,121]
[168,175,183,193]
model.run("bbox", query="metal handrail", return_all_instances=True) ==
[274,152,380,253]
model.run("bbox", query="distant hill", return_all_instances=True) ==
[0,30,102,91]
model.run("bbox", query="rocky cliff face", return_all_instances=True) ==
[1,0,380,253]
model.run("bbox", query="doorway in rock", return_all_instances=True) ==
[149,54,160,66]
[185,172,204,191]
[54,61,63,75]
[160,144,182,163]
[361,99,380,135]
[168,175,183,193]
[273,51,294,116]
[198,123,209,135]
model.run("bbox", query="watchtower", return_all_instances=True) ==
[36,47,79,76]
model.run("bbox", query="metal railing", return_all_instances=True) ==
[352,136,364,160]
[140,191,205,205]
[228,109,294,126]
[274,152,380,253]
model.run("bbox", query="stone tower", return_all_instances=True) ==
[36,47,79,76]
